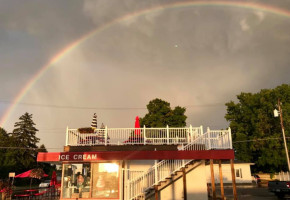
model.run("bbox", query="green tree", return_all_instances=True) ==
[10,112,40,170]
[0,128,11,178]
[225,84,290,172]
[140,98,187,127]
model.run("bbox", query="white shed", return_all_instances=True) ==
[206,161,254,184]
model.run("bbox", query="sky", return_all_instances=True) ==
[1,0,290,151]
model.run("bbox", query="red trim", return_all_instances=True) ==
[37,150,234,162]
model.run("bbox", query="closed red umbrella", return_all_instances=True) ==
[135,116,140,135]
[50,171,57,187]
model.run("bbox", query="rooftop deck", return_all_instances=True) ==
[66,126,232,150]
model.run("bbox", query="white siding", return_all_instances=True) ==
[205,163,253,184]
[160,161,208,200]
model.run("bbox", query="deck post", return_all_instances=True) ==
[122,161,125,200]
[228,127,232,149]
[219,160,225,200]
[182,167,187,200]
[65,126,69,146]
[144,125,146,145]
[210,159,216,200]
[154,159,158,185]
[207,127,211,150]
[230,159,238,200]
[189,125,193,143]
[105,126,108,146]
[167,125,170,145]
[154,185,159,200]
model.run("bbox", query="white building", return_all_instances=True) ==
[206,161,254,184]
[38,125,238,200]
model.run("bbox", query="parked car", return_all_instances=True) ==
[252,174,261,184]
[268,180,290,198]
[39,180,51,188]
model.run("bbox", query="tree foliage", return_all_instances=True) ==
[9,113,40,170]
[225,84,290,172]
[140,98,187,127]
[0,113,53,179]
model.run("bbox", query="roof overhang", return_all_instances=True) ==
[37,150,234,163]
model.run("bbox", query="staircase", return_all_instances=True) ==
[144,161,203,200]
[126,128,232,200]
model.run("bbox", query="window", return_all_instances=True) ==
[92,163,119,199]
[235,168,242,178]
[62,164,91,198]
[235,169,240,177]
[61,163,119,199]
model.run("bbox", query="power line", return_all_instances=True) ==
[0,146,62,150]
[1,137,289,150]
[232,137,290,143]
[0,100,225,110]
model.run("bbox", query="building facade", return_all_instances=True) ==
[37,125,236,200]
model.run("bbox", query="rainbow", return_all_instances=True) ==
[1,0,290,127]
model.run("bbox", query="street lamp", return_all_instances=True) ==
[274,99,290,172]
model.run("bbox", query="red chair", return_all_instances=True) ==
[33,191,46,200]
[14,194,30,200]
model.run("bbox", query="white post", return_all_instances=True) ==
[65,126,69,146]
[126,169,129,200]
[144,125,146,145]
[182,144,185,166]
[190,125,193,143]
[167,125,170,145]
[105,126,108,146]
[228,127,232,149]
[207,127,211,150]
[200,125,204,136]
[154,159,158,185]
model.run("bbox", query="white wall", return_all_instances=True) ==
[205,163,253,184]
[126,160,155,172]
[160,161,208,200]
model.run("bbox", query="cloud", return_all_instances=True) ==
[255,11,265,22]
[239,10,266,31]
[1,0,290,151]
[240,18,250,31]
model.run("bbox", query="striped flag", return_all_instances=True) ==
[91,113,97,128]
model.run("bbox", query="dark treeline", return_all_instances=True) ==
[0,112,53,180]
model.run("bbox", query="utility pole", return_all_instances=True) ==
[274,99,290,171]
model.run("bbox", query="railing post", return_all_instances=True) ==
[200,125,203,135]
[228,127,232,149]
[154,159,158,185]
[167,125,170,145]
[190,125,193,143]
[182,144,185,166]
[144,125,146,145]
[105,126,108,146]
[207,127,211,150]
[65,126,69,146]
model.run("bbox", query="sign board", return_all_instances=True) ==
[37,150,235,162]
[9,172,15,177]
[59,153,98,161]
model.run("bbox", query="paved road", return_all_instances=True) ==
[210,184,280,200]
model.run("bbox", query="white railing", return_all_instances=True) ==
[66,126,232,149]
[276,171,290,181]
[205,127,232,150]
[125,128,232,200]
[66,125,203,146]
